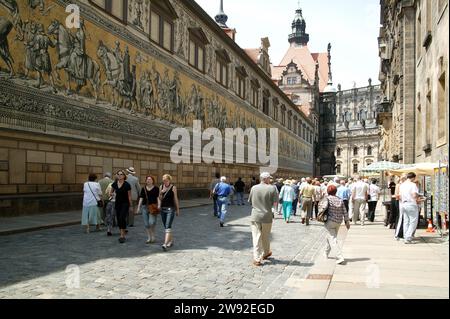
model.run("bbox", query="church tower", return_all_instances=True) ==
[288,4,310,47]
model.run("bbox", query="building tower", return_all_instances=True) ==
[288,3,310,47]
[319,43,337,176]
[214,0,228,28]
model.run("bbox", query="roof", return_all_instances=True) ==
[275,46,329,92]
[244,48,260,65]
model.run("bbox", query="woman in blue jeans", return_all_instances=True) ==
[159,174,180,251]
[137,176,160,244]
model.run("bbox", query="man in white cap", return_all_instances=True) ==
[126,167,141,227]
[248,172,279,266]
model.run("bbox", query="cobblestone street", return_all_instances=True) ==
[0,203,328,299]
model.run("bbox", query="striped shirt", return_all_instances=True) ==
[319,195,349,224]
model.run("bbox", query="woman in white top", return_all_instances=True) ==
[82,173,103,233]
[279,180,296,223]
[367,180,381,222]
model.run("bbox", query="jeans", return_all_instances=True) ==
[368,201,378,222]
[217,197,228,223]
[213,198,219,216]
[236,192,244,205]
[402,203,419,241]
[161,207,175,232]
[142,206,157,229]
[292,198,298,215]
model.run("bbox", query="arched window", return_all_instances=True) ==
[367,146,373,156]
[336,163,342,174]
[337,148,342,157]
[353,147,359,156]
[353,163,359,174]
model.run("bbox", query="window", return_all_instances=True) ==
[337,148,341,157]
[287,111,292,130]
[426,90,431,144]
[262,90,270,116]
[90,0,128,22]
[302,124,306,140]
[353,163,359,174]
[287,77,297,85]
[336,164,342,175]
[293,116,298,134]
[353,147,359,156]
[416,11,422,59]
[281,106,286,126]
[251,79,260,108]
[438,73,446,141]
[298,121,302,137]
[367,146,372,156]
[149,0,178,52]
[272,98,279,120]
[189,28,209,73]
[273,105,279,122]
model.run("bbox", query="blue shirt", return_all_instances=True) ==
[336,186,350,201]
[215,182,231,197]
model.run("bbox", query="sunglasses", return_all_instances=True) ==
[117,173,125,176]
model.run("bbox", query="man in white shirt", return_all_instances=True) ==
[399,173,420,244]
[351,175,369,226]
[368,180,381,222]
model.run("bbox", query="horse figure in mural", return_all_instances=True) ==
[47,20,100,101]
[96,40,137,111]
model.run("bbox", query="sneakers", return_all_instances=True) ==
[220,222,224,227]
[336,258,345,265]
[162,244,167,251]
[118,237,126,244]
[404,240,413,244]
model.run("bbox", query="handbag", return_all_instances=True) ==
[87,183,103,208]
[317,198,329,223]
[144,186,160,215]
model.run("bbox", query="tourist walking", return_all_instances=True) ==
[291,180,300,216]
[313,181,323,220]
[98,172,113,223]
[279,180,295,223]
[137,176,161,244]
[398,173,420,244]
[213,176,232,227]
[367,180,381,222]
[81,173,103,234]
[346,178,355,221]
[229,183,236,205]
[300,178,315,225]
[275,178,284,215]
[336,180,350,214]
[248,172,279,266]
[126,167,141,227]
[110,170,132,244]
[210,173,221,217]
[351,175,369,226]
[104,180,116,236]
[394,174,407,239]
[159,174,180,251]
[234,177,246,205]
[319,185,350,265]
[388,177,399,229]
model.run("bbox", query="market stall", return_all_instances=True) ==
[389,162,449,236]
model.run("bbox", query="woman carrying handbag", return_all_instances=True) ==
[137,176,161,244]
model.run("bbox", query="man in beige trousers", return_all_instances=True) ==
[248,172,279,266]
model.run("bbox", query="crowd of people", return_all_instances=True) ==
[81,167,423,264]
[81,167,179,251]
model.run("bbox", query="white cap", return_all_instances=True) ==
[260,172,272,180]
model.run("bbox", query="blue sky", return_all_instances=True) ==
[194,0,381,90]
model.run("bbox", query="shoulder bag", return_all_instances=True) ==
[87,182,103,208]
[145,186,160,215]
[317,198,329,223]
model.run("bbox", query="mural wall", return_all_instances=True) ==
[0,0,314,215]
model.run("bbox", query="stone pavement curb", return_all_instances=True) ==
[0,198,214,236]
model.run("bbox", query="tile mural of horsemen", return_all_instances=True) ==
[47,19,100,99]
[0,16,14,77]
